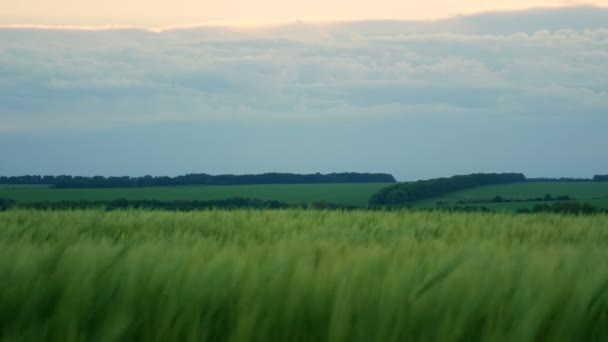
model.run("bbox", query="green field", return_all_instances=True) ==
[3,182,608,212]
[1,209,608,341]
[0,183,391,206]
[413,182,608,211]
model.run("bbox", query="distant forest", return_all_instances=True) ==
[594,175,608,182]
[0,197,291,211]
[527,177,593,182]
[527,176,608,182]
[2,196,603,215]
[0,173,396,188]
[369,173,527,206]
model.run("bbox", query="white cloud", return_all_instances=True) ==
[1,8,607,131]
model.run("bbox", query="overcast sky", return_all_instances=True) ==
[1,5,607,180]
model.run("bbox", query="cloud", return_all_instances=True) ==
[0,7,607,131]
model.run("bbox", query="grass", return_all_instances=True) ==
[0,183,391,206]
[1,209,608,341]
[413,182,608,211]
[2,182,607,213]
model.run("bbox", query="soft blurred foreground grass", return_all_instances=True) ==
[1,210,608,341]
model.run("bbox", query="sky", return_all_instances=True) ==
[0,3,608,181]
[0,0,606,26]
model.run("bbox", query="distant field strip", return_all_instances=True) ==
[1,210,608,341]
[0,183,391,206]
[414,182,608,210]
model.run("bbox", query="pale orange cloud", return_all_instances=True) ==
[0,0,606,27]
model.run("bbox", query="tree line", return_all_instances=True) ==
[0,198,290,211]
[369,173,526,206]
[434,202,606,215]
[527,177,593,183]
[1,197,604,215]
[0,197,365,212]
[527,176,608,182]
[517,201,605,215]
[450,193,572,205]
[0,173,396,188]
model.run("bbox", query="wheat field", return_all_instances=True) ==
[1,209,608,341]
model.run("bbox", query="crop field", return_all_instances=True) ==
[413,182,608,211]
[1,209,608,341]
[0,183,391,206]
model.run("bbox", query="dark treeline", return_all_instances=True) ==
[0,198,15,211]
[452,194,572,205]
[0,197,364,212]
[0,173,396,188]
[527,177,593,182]
[369,173,526,206]
[594,175,608,182]
[0,175,56,185]
[1,197,604,215]
[434,202,606,215]
[0,198,290,211]
[517,202,605,215]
